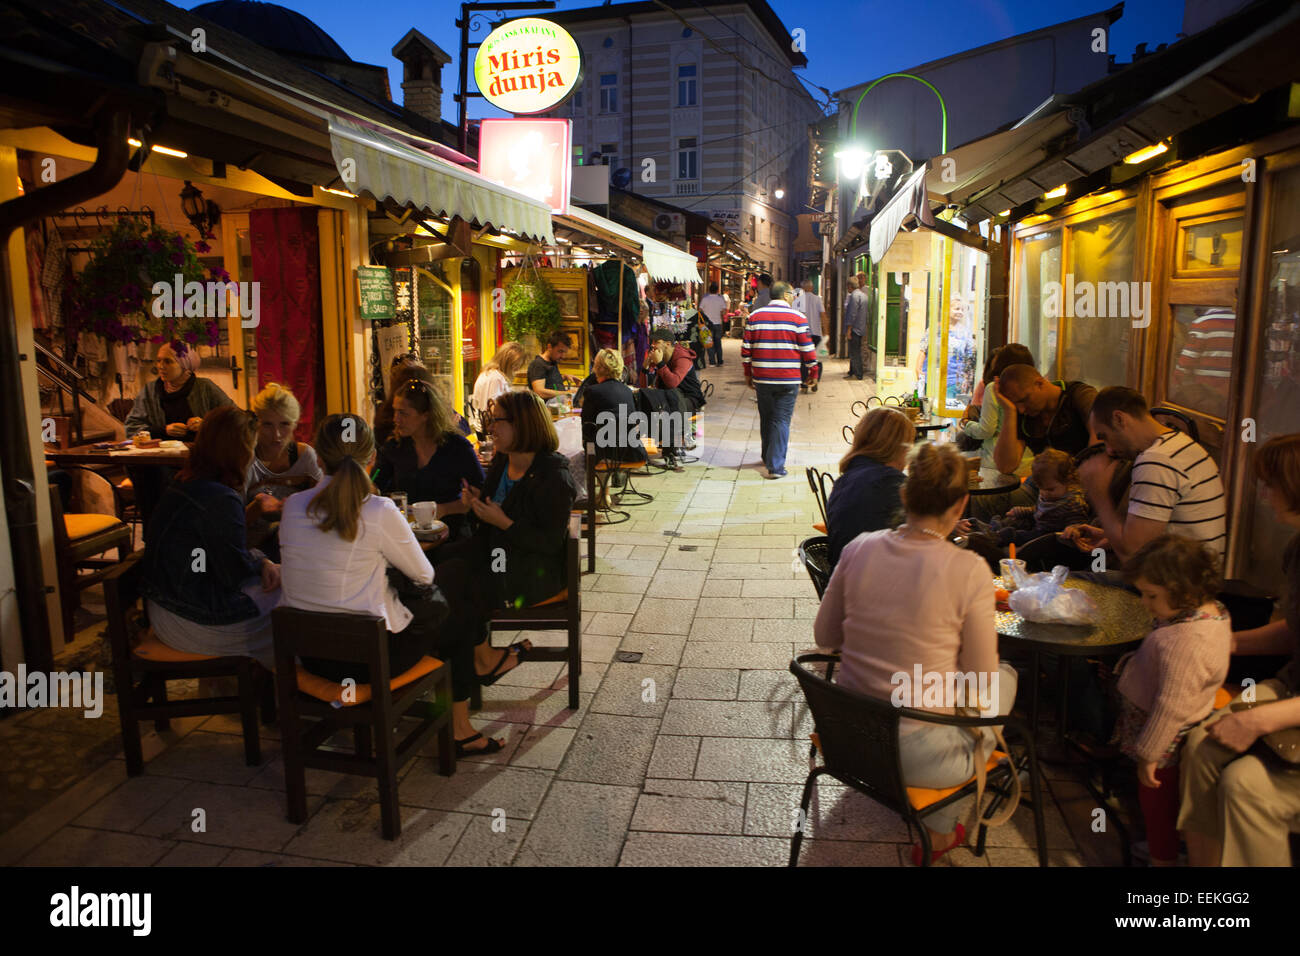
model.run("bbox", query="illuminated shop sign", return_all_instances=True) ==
[474,17,584,114]
[479,119,573,214]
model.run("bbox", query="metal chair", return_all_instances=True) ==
[842,424,854,444]
[1150,406,1201,444]
[804,467,834,532]
[789,653,1047,867]
[850,399,868,418]
[865,396,883,408]
[883,395,903,407]
[797,535,831,600]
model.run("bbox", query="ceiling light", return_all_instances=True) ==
[1043,185,1067,199]
[128,137,188,158]
[998,209,1010,217]
[1123,142,1168,165]
[320,187,356,198]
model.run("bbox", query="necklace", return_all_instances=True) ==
[901,524,946,541]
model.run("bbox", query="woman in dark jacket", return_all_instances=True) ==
[141,405,279,667]
[826,407,917,569]
[581,348,648,466]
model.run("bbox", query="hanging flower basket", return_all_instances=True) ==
[66,217,227,353]
[502,263,562,346]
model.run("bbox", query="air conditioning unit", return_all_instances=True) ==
[654,212,684,232]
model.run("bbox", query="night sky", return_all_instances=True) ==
[185,0,1189,119]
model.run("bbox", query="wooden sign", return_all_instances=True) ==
[357,266,396,320]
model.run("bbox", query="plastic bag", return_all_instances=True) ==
[552,415,583,458]
[816,342,830,361]
[1007,565,1099,625]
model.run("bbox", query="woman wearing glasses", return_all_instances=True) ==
[373,378,485,541]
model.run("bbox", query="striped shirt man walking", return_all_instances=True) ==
[742,283,816,478]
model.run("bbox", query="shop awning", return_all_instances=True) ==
[328,116,554,243]
[868,164,935,263]
[558,205,703,285]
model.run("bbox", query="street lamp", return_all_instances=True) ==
[849,72,947,154]
[763,175,785,200]
[833,145,868,181]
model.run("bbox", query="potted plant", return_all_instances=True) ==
[501,266,562,354]
[66,217,226,354]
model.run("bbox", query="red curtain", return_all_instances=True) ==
[250,208,325,442]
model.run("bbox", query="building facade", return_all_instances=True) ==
[538,1,824,280]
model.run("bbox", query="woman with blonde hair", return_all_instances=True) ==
[244,383,323,534]
[815,442,1017,865]
[278,414,502,756]
[580,348,646,468]
[824,406,916,568]
[471,341,527,434]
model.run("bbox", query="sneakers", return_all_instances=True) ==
[760,466,788,479]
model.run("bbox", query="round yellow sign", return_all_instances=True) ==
[474,17,584,115]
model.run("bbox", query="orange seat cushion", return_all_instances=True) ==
[1214,685,1238,710]
[133,631,224,662]
[296,655,444,706]
[807,734,1007,811]
[533,589,568,606]
[813,521,827,534]
[65,513,125,539]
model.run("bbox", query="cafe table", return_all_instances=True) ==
[45,442,190,468]
[912,419,951,440]
[995,574,1147,749]
[967,467,1021,497]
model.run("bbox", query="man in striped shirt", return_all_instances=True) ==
[1072,386,1226,563]
[742,281,817,478]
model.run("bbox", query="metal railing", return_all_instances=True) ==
[33,342,87,445]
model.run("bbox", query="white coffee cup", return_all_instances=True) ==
[411,501,436,528]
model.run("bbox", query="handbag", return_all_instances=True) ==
[385,566,451,633]
[958,700,1022,840]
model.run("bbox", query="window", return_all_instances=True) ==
[599,143,618,169]
[750,144,758,184]
[1063,211,1136,389]
[747,214,755,241]
[572,88,584,111]
[676,137,697,180]
[1015,230,1062,377]
[599,73,618,113]
[677,64,697,107]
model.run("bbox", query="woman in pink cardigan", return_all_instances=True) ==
[1111,535,1231,865]
[814,443,1018,865]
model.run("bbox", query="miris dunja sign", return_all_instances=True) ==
[474,17,584,114]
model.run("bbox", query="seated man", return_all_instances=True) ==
[642,329,706,469]
[528,331,578,401]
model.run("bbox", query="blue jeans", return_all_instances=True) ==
[756,382,799,474]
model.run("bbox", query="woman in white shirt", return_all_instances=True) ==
[278,413,504,756]
[814,442,1018,865]
[470,341,526,436]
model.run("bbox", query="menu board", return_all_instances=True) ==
[357,266,396,321]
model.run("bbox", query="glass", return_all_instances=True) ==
[1016,230,1061,377]
[1179,216,1243,272]
[415,265,456,412]
[1064,210,1137,388]
[943,243,988,414]
[388,492,408,520]
[1166,303,1236,421]
[1240,165,1300,597]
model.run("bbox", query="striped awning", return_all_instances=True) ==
[328,116,554,243]
[559,205,702,285]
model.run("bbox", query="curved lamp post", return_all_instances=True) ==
[849,72,948,154]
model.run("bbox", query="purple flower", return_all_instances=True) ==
[150,334,165,344]
[147,239,164,253]
[195,241,211,254]
[183,330,199,344]
[173,235,185,249]
[169,251,185,266]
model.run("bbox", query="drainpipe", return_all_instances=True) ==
[625,16,634,193]
[0,110,131,673]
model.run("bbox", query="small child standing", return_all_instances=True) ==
[1112,535,1231,866]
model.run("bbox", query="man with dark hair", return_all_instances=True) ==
[754,273,773,311]
[1068,385,1226,562]
[742,281,816,478]
[527,332,576,400]
[698,282,726,366]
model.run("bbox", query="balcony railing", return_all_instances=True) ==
[674,181,700,195]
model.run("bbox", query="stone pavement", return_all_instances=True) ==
[0,338,1112,867]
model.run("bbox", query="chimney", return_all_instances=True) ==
[392,29,453,124]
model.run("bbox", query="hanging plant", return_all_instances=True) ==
[65,217,226,353]
[502,264,562,345]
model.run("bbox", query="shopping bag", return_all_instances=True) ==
[1007,565,1099,625]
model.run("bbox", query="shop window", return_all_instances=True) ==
[1166,304,1235,420]
[1062,210,1136,388]
[415,264,456,411]
[599,74,618,113]
[599,143,618,169]
[884,272,909,360]
[677,64,697,107]
[1016,230,1061,377]
[943,243,989,413]
[1177,215,1243,273]
[460,257,482,415]
[1241,164,1300,596]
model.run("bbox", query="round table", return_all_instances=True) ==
[967,467,1022,496]
[913,420,951,441]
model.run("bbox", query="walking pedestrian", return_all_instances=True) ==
[753,272,773,311]
[793,279,825,392]
[742,281,816,479]
[845,273,869,380]
[698,282,727,366]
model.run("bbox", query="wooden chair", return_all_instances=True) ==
[101,554,273,775]
[789,653,1046,867]
[472,514,583,711]
[271,607,456,840]
[573,443,599,573]
[50,484,134,643]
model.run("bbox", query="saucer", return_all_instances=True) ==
[412,520,448,541]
